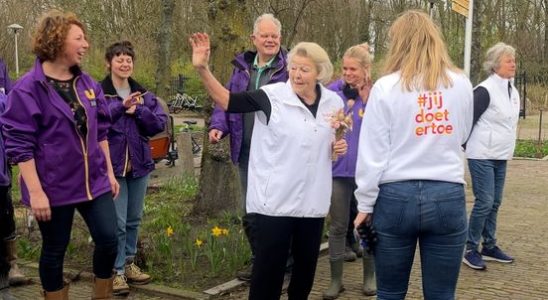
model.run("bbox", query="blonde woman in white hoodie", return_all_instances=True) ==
[353,10,473,300]
[462,42,519,271]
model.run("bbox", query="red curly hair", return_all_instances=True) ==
[32,10,87,61]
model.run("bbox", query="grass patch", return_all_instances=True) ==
[514,139,548,158]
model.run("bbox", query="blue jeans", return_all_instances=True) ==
[373,180,467,300]
[466,159,507,251]
[38,192,117,291]
[114,174,149,274]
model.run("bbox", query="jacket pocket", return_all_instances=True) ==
[39,144,63,187]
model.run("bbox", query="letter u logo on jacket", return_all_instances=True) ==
[84,89,95,100]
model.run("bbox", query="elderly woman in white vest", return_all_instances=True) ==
[189,33,346,300]
[462,42,519,271]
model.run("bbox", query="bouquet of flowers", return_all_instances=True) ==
[329,103,354,160]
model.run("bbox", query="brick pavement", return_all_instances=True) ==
[8,265,185,299]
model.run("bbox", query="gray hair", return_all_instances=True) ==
[288,42,334,85]
[253,13,282,35]
[483,42,516,74]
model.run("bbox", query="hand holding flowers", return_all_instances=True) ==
[329,105,353,160]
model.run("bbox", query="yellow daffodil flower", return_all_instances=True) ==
[211,226,223,237]
[166,226,174,237]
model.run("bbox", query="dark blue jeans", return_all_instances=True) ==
[37,192,117,292]
[373,180,467,300]
[466,159,507,251]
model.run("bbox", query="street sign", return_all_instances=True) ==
[453,0,469,9]
[452,1,468,17]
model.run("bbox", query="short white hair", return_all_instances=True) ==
[483,42,516,74]
[253,13,282,35]
[288,42,333,85]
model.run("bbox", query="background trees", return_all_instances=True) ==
[0,0,546,88]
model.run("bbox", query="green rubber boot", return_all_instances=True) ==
[362,254,377,296]
[323,259,345,299]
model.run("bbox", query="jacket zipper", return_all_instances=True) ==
[73,76,93,200]
[122,143,129,177]
[268,62,284,82]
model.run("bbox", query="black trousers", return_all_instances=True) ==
[0,186,14,276]
[249,214,324,300]
[37,192,117,291]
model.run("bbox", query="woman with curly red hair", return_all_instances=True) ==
[1,10,119,299]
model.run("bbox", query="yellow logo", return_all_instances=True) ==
[84,89,95,100]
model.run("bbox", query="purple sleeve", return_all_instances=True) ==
[209,104,229,136]
[135,92,168,137]
[108,98,126,123]
[0,89,40,164]
[95,83,112,142]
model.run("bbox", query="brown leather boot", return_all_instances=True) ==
[6,239,28,285]
[43,285,69,300]
[92,277,113,299]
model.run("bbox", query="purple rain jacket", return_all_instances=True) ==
[0,93,10,186]
[101,75,167,178]
[0,59,11,94]
[0,58,112,207]
[209,49,288,164]
[328,79,370,178]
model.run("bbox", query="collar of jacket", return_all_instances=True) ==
[31,57,83,83]
[231,48,288,71]
[101,74,147,97]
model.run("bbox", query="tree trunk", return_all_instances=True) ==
[155,0,175,97]
[194,0,250,216]
[359,0,373,43]
[544,0,548,62]
[470,0,482,85]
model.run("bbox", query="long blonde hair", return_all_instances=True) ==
[383,10,458,91]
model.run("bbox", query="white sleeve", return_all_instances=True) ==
[354,83,391,213]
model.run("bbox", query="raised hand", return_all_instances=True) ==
[189,33,211,70]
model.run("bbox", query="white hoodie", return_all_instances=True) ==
[355,71,474,213]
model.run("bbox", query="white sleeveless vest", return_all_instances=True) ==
[466,74,520,160]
